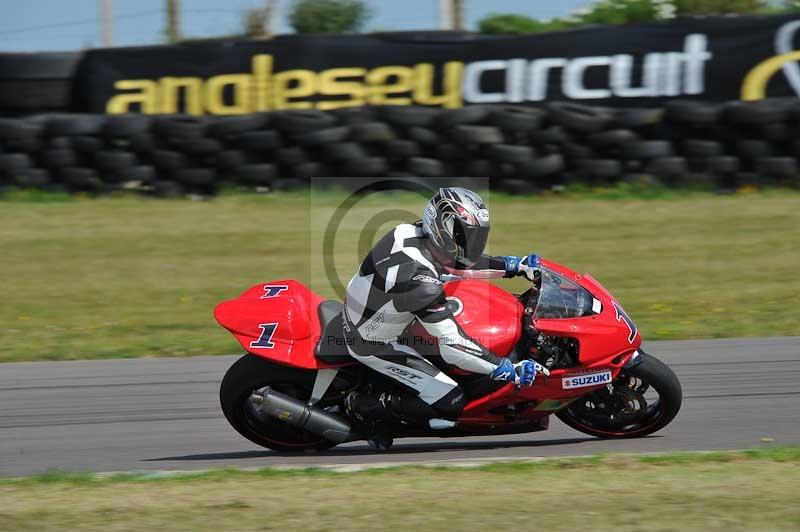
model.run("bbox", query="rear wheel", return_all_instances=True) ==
[556,352,682,438]
[220,354,337,452]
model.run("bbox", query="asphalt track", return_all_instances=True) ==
[1,337,798,477]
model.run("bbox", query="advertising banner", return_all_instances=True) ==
[72,14,800,115]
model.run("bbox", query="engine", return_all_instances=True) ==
[529,334,580,369]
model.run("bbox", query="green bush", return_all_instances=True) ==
[478,14,557,35]
[478,1,667,35]
[477,0,783,35]
[782,0,800,12]
[288,0,372,34]
[577,0,663,25]
[673,0,768,14]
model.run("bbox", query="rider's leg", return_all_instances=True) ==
[346,341,467,424]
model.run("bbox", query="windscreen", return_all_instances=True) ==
[533,267,595,319]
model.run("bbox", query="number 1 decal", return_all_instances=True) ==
[613,303,638,344]
[250,323,278,349]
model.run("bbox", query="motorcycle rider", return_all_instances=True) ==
[343,187,548,438]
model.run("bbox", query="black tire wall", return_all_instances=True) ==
[1,100,799,196]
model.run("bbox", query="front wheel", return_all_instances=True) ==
[220,354,337,452]
[556,352,682,438]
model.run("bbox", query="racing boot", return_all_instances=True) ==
[346,389,457,427]
[344,390,395,450]
[344,390,393,424]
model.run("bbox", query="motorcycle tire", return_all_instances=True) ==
[646,157,688,179]
[547,102,613,133]
[724,100,788,125]
[343,156,389,176]
[46,114,104,137]
[408,156,445,177]
[385,139,421,159]
[273,110,336,134]
[755,157,799,179]
[237,163,277,185]
[622,140,674,160]
[294,126,350,146]
[350,122,395,143]
[487,105,546,132]
[41,148,80,168]
[529,125,570,146]
[408,126,440,146]
[516,153,565,178]
[707,156,740,175]
[220,354,338,452]
[451,125,504,145]
[275,146,308,167]
[436,105,491,128]
[665,100,722,126]
[235,130,283,151]
[103,114,153,137]
[613,108,664,129]
[487,144,536,164]
[556,352,682,439]
[379,105,439,128]
[154,116,208,140]
[586,128,639,149]
[332,106,377,125]
[206,114,269,138]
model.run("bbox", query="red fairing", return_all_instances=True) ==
[444,280,524,357]
[458,259,643,426]
[534,259,642,366]
[213,280,336,369]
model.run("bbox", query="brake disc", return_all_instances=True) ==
[607,386,648,425]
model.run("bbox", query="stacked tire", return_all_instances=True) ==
[1,99,799,196]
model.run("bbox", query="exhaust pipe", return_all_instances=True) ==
[256,387,359,443]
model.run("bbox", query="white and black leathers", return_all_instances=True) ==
[343,221,512,420]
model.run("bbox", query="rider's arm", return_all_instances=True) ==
[447,254,508,279]
[448,254,539,280]
[394,272,503,375]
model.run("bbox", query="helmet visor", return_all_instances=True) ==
[452,218,489,267]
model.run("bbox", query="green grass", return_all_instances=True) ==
[1,188,798,362]
[1,448,798,531]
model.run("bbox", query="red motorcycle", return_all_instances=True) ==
[215,259,682,451]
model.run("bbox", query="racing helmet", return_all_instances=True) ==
[422,187,490,268]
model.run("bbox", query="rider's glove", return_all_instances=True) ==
[503,254,540,281]
[490,359,549,387]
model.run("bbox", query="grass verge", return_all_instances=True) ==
[1,447,798,531]
[1,188,798,362]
